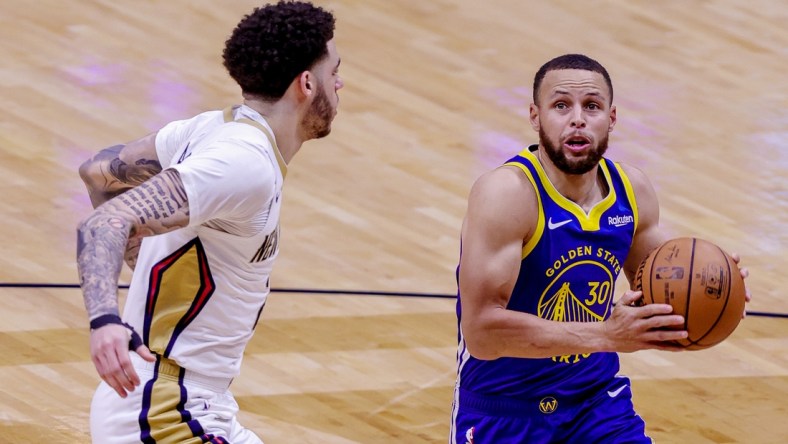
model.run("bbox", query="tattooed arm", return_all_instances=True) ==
[76,168,189,397]
[79,133,162,269]
[78,133,162,207]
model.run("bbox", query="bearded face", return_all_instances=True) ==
[302,78,335,139]
[539,126,609,175]
[530,69,615,175]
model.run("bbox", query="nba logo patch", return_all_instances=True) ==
[465,426,475,444]
[655,266,684,279]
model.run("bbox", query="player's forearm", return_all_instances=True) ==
[79,143,162,208]
[76,210,133,320]
[79,145,126,207]
[462,309,607,360]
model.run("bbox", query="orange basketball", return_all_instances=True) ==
[633,237,746,350]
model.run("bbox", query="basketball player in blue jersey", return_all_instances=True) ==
[450,54,751,443]
[76,2,343,442]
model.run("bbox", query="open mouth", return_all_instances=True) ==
[564,135,591,152]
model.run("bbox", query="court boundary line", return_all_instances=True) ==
[0,282,784,318]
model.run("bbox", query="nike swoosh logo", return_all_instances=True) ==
[607,385,627,398]
[547,217,572,230]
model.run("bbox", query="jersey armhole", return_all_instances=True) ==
[503,162,545,259]
[613,162,639,234]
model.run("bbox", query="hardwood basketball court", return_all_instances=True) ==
[0,1,786,443]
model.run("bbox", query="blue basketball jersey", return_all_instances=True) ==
[455,145,639,401]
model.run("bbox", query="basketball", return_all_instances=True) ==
[633,237,746,350]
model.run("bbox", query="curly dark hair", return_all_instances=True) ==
[223,1,336,100]
[532,54,613,105]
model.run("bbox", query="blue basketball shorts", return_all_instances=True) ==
[449,376,653,444]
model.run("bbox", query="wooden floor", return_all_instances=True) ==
[1,0,786,442]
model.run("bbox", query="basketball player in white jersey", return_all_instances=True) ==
[76,2,343,442]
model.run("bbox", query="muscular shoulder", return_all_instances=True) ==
[617,162,648,191]
[617,162,659,211]
[470,164,537,204]
[616,162,661,244]
[464,165,539,241]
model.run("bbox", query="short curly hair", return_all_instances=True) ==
[532,54,613,105]
[223,1,336,100]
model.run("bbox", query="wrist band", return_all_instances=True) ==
[89,314,124,330]
[89,314,144,350]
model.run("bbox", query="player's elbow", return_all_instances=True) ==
[78,158,101,188]
[462,316,507,361]
[465,341,501,361]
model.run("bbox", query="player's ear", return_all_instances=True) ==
[297,71,314,97]
[608,104,617,132]
[529,103,540,131]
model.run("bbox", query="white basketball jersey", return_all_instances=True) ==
[122,105,286,378]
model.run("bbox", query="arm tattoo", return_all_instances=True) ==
[77,169,189,320]
[87,144,162,186]
[82,143,163,207]
[77,213,132,318]
[122,169,189,231]
[109,157,162,184]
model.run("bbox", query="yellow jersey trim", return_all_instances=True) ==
[503,162,545,259]
[613,162,639,233]
[223,106,288,178]
[519,148,616,231]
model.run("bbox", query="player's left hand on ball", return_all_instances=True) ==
[730,253,751,318]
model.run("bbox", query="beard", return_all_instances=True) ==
[302,81,335,139]
[539,126,609,175]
